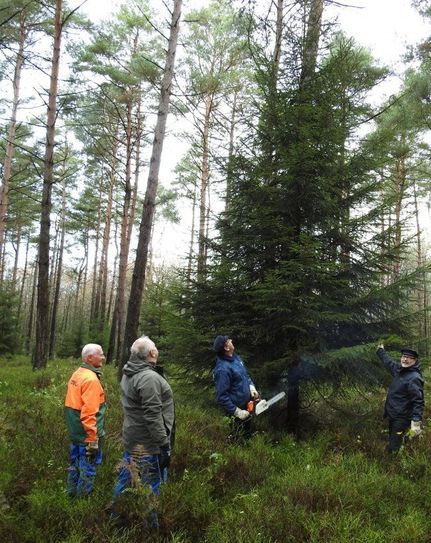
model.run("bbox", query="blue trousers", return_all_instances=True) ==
[66,443,103,497]
[113,451,168,498]
[112,451,168,529]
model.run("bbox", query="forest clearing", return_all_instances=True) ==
[1,355,431,543]
[2,0,431,541]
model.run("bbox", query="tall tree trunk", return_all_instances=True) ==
[288,0,324,434]
[197,94,213,281]
[186,181,197,286]
[90,183,102,326]
[299,0,324,89]
[393,156,406,278]
[94,133,118,334]
[33,0,63,369]
[113,97,134,364]
[106,216,120,364]
[413,180,426,346]
[80,235,89,317]
[126,97,142,249]
[121,0,182,373]
[49,171,66,358]
[95,168,115,333]
[73,263,84,324]
[107,297,118,364]
[0,13,27,279]
[17,232,30,330]
[26,261,37,354]
[225,90,238,212]
[11,223,21,295]
[272,0,284,78]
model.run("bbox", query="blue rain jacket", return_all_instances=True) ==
[213,354,254,415]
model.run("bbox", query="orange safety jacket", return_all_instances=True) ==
[64,364,106,444]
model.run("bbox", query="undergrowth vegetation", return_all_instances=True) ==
[1,356,431,542]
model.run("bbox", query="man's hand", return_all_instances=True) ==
[85,440,99,459]
[234,407,250,420]
[410,420,422,437]
[159,444,171,470]
[249,385,259,400]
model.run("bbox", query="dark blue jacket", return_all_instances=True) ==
[213,354,254,415]
[376,348,424,421]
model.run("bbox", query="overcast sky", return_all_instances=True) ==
[79,0,430,62]
[326,0,429,67]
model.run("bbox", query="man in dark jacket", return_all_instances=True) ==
[112,336,175,527]
[213,335,259,438]
[376,344,424,452]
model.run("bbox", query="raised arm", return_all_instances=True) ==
[376,346,398,377]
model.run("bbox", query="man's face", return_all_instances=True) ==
[148,345,159,364]
[400,353,417,368]
[224,338,234,355]
[87,348,105,368]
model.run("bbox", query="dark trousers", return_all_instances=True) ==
[387,417,410,452]
[228,416,253,441]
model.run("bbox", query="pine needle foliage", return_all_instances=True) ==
[181,33,423,397]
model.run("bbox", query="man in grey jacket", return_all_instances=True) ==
[112,336,175,527]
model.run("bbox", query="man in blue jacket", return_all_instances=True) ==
[376,344,424,452]
[213,335,259,438]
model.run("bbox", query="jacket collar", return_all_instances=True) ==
[80,362,102,378]
[218,353,235,362]
[399,362,421,374]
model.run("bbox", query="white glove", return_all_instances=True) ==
[249,385,259,399]
[234,407,250,420]
[411,420,422,437]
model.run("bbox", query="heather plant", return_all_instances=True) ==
[1,356,431,543]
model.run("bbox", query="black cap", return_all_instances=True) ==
[400,347,418,359]
[213,335,229,354]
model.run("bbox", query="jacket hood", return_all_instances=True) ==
[122,353,155,376]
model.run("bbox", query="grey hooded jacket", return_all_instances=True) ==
[120,354,175,454]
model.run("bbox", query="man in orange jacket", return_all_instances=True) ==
[64,343,106,497]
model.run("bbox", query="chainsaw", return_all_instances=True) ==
[247,391,286,416]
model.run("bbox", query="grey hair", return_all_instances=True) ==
[82,343,102,361]
[131,336,156,360]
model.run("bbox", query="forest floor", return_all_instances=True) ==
[1,356,431,542]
